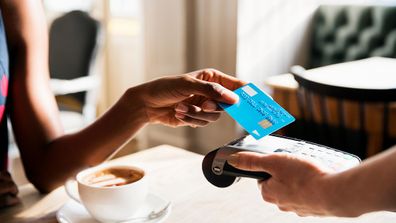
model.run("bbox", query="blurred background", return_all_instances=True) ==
[42,0,396,153]
[8,0,396,185]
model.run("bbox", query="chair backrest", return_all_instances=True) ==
[290,66,396,159]
[310,5,396,68]
[49,10,100,110]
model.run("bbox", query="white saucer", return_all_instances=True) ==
[57,193,171,223]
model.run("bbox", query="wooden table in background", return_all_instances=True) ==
[265,58,396,156]
[1,145,396,222]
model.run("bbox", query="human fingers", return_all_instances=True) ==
[260,190,277,204]
[259,173,330,217]
[175,113,210,127]
[0,182,18,195]
[278,205,293,212]
[294,208,326,217]
[0,194,20,209]
[0,171,12,180]
[0,177,18,196]
[258,179,279,204]
[175,103,221,122]
[191,69,247,91]
[227,152,278,175]
[201,100,222,112]
[173,74,239,104]
[191,79,239,104]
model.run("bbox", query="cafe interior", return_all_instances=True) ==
[3,0,396,222]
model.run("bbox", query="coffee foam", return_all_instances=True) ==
[83,167,143,187]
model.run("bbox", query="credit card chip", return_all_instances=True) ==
[259,119,273,129]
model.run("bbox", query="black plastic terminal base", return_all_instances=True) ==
[202,149,271,188]
[202,149,236,188]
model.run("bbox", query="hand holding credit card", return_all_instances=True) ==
[218,83,295,140]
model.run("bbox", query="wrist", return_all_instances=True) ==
[123,85,151,125]
[319,173,361,217]
[315,174,340,215]
[127,80,175,125]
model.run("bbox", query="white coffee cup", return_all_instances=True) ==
[65,164,148,222]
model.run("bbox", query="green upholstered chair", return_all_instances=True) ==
[284,5,396,158]
[310,5,396,68]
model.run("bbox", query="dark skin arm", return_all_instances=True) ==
[0,0,246,197]
[0,171,19,208]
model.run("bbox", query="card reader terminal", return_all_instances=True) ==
[202,134,361,188]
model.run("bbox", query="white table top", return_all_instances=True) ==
[303,57,396,90]
[265,57,396,90]
[1,145,396,222]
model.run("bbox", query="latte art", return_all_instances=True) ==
[83,167,144,187]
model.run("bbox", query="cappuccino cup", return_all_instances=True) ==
[65,164,148,222]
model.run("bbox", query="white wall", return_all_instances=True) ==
[106,0,396,155]
[186,0,239,153]
[144,0,187,79]
[141,0,188,150]
[236,0,396,90]
[45,0,396,155]
[141,0,239,153]
[236,0,317,88]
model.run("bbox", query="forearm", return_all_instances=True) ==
[322,146,396,216]
[1,0,242,193]
[12,61,149,192]
[27,86,148,192]
[2,0,149,192]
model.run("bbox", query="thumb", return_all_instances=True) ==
[185,77,240,104]
[227,152,276,175]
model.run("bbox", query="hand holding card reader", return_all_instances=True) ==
[202,134,361,188]
[203,83,361,187]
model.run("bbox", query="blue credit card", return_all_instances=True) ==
[219,83,295,140]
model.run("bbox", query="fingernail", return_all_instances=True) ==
[175,112,185,119]
[227,154,239,166]
[175,104,188,113]
[202,101,217,112]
